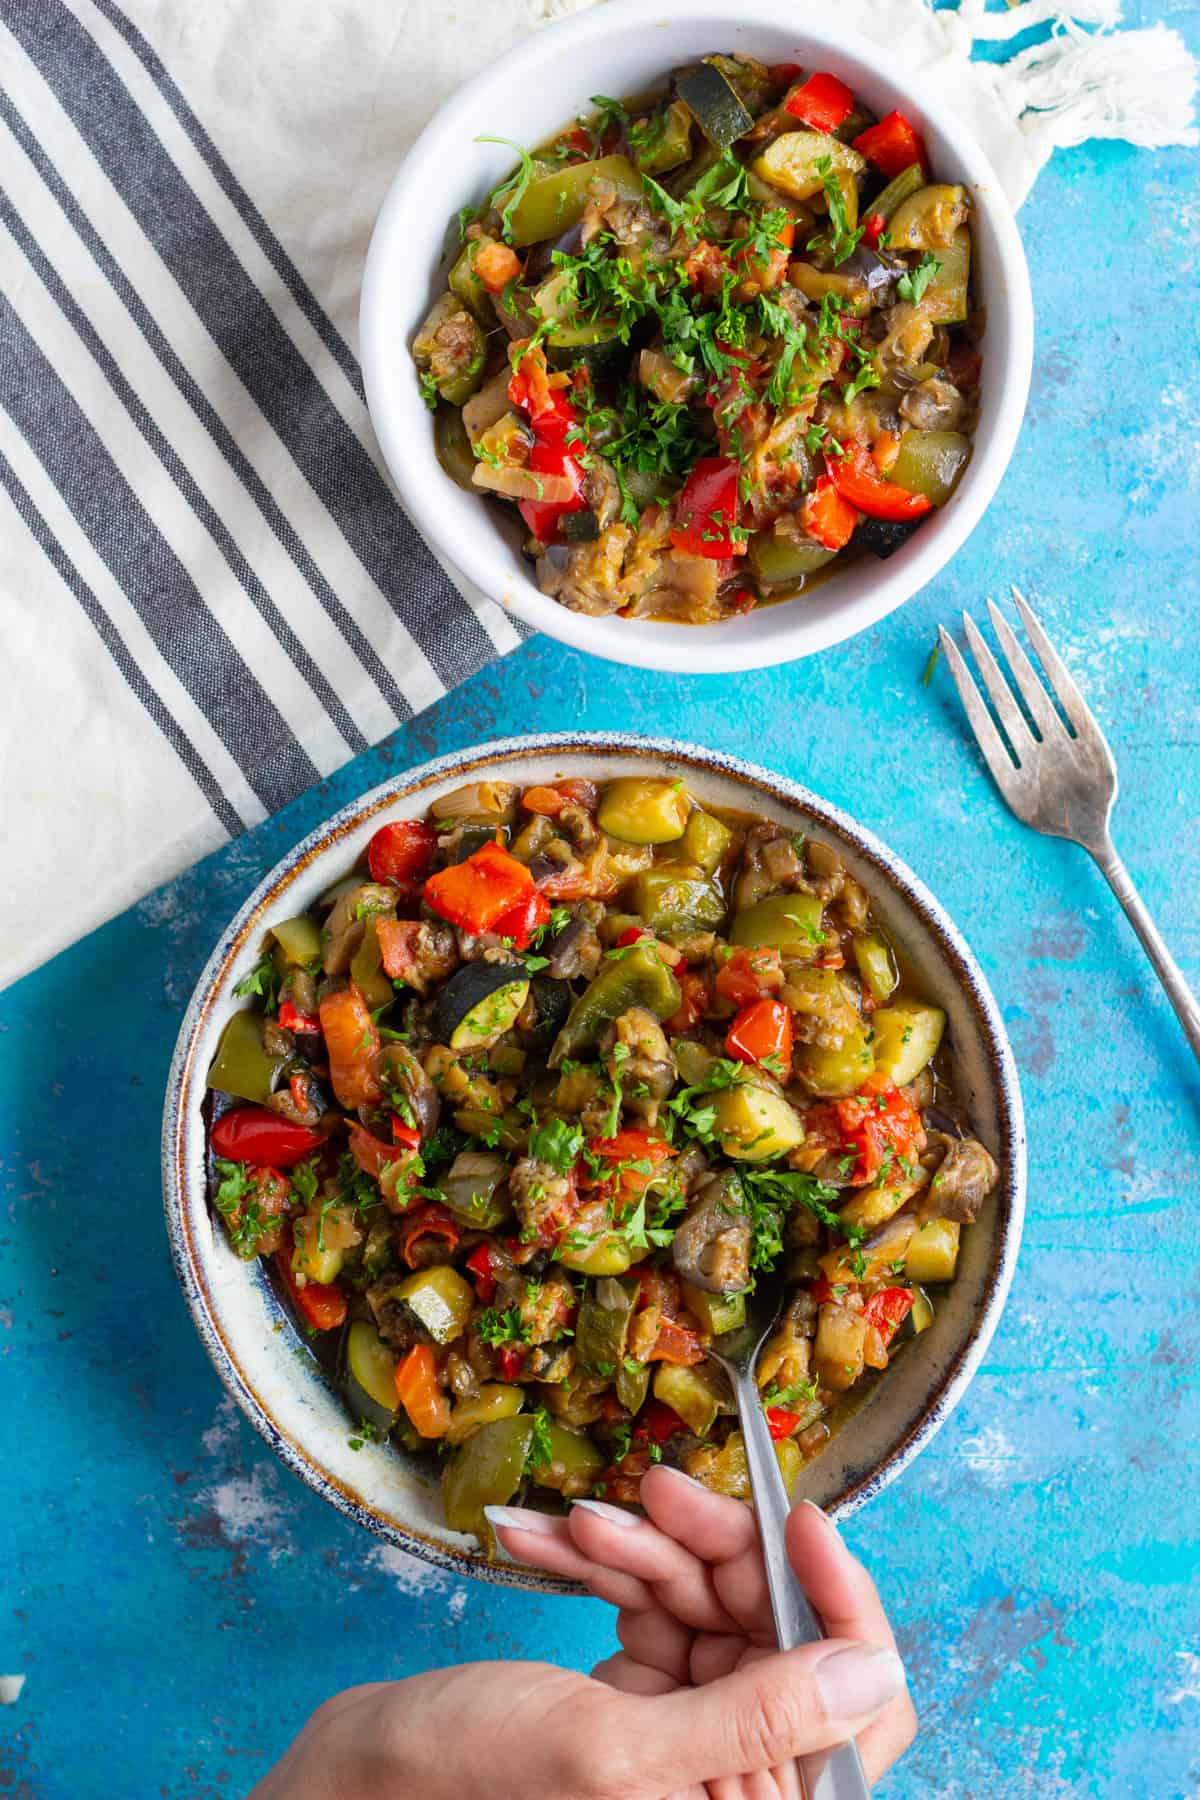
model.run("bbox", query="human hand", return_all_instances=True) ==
[250,1468,912,1800]
[486,1463,916,1792]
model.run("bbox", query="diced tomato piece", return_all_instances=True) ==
[862,211,886,249]
[276,999,320,1035]
[495,1345,526,1383]
[617,926,651,948]
[667,969,710,1034]
[801,474,859,551]
[635,1402,687,1444]
[424,841,534,935]
[492,886,550,951]
[317,987,382,1110]
[714,945,784,1008]
[726,998,794,1070]
[367,819,437,889]
[852,111,927,179]
[587,1130,675,1205]
[347,1123,399,1179]
[784,71,855,133]
[861,1286,915,1343]
[555,777,598,811]
[210,1106,323,1169]
[671,457,745,559]
[649,1315,704,1366]
[396,1203,461,1269]
[394,1343,451,1439]
[733,216,794,293]
[835,1072,925,1185]
[474,240,523,293]
[521,785,566,817]
[683,237,728,295]
[826,444,932,523]
[770,62,803,83]
[275,1231,347,1332]
[507,344,573,431]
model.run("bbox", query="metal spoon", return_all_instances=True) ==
[707,1269,872,1800]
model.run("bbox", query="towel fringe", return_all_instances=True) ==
[1001,19,1199,151]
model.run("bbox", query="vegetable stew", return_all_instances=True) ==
[413,56,980,623]
[206,772,999,1548]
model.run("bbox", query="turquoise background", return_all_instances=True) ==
[3,45,1199,1800]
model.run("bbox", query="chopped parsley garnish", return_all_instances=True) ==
[528,1117,585,1174]
[233,953,281,1016]
[475,135,536,244]
[897,253,942,306]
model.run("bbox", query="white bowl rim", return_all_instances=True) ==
[360,0,1035,673]
[163,732,1026,1592]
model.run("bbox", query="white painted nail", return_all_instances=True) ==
[572,1497,640,1529]
[483,1505,559,1535]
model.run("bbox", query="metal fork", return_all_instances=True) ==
[939,587,1200,1065]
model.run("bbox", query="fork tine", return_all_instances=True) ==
[1009,587,1104,741]
[960,610,1033,757]
[938,626,1027,808]
[986,600,1065,741]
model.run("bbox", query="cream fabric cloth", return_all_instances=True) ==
[0,0,1194,988]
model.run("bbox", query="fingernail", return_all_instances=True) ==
[646,1462,700,1490]
[802,1499,840,1535]
[571,1498,640,1529]
[815,1645,906,1721]
[483,1505,559,1536]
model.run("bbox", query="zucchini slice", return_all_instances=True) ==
[675,61,754,148]
[430,962,530,1050]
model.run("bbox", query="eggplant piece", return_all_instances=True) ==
[839,244,905,300]
[675,61,754,148]
[527,975,572,1043]
[443,823,505,865]
[430,962,530,1051]
[855,516,922,560]
[561,509,601,544]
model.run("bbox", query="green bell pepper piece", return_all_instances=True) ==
[507,154,644,248]
[616,1359,651,1415]
[919,227,971,324]
[349,918,394,1014]
[441,1415,535,1543]
[633,99,693,175]
[888,429,971,505]
[730,892,826,957]
[870,163,925,224]
[549,941,681,1067]
[207,1010,285,1105]
[851,933,897,1006]
[632,865,727,937]
[748,528,837,588]
[679,810,732,874]
[270,915,322,967]
[530,1421,606,1492]
[447,240,491,322]
[434,405,478,492]
[576,1276,638,1373]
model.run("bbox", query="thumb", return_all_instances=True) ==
[627,1638,906,1793]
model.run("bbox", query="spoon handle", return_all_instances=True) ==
[732,1364,872,1800]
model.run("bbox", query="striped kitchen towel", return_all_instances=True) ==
[1,0,1194,989]
[0,0,557,987]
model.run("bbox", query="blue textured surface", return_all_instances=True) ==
[4,112,1200,1800]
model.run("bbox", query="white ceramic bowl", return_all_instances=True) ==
[164,735,1026,1591]
[361,0,1033,673]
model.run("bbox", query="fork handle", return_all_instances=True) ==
[731,1365,872,1800]
[1091,840,1200,1064]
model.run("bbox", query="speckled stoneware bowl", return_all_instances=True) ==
[164,736,1025,1592]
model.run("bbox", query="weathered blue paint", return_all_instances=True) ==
[3,106,1199,1800]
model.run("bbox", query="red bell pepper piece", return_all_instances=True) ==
[274,1231,347,1332]
[862,211,887,250]
[835,1073,925,1186]
[518,433,587,542]
[396,1203,461,1269]
[492,886,550,951]
[394,1343,451,1439]
[424,840,534,935]
[862,1286,916,1342]
[635,1401,687,1444]
[617,925,650,947]
[507,346,588,545]
[725,998,794,1071]
[391,1118,422,1150]
[670,457,745,559]
[277,998,320,1034]
[714,946,783,1008]
[318,987,382,1111]
[769,61,803,83]
[852,111,927,180]
[826,445,932,523]
[367,819,437,889]
[587,1129,674,1205]
[464,1241,502,1304]
[801,474,859,551]
[784,72,855,133]
[210,1106,324,1169]
[347,1123,400,1179]
[767,1407,804,1441]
